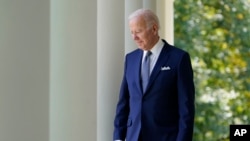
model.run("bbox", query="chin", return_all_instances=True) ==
[137,44,145,49]
[137,46,143,49]
[139,47,147,51]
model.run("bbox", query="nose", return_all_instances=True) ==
[132,33,139,40]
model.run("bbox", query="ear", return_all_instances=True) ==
[152,24,158,34]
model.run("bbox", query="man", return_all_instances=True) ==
[113,9,195,141]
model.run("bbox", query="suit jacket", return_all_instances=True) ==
[113,40,195,141]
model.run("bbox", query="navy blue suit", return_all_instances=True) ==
[113,40,195,141]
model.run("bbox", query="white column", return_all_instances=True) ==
[97,0,124,141]
[50,0,97,141]
[157,0,174,45]
[125,0,143,54]
[143,0,156,13]
[0,0,50,141]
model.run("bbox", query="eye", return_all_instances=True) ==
[135,30,142,34]
[132,30,141,34]
[131,31,139,36]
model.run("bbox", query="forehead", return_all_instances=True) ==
[129,16,147,29]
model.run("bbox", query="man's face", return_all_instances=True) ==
[129,16,157,51]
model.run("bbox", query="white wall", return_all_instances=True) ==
[0,0,50,141]
[50,0,98,140]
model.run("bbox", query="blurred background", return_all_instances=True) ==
[174,0,250,140]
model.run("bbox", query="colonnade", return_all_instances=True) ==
[0,0,173,141]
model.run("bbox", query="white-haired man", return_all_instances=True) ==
[113,9,195,141]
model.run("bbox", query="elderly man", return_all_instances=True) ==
[113,9,195,141]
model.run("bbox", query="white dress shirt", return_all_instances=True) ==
[141,38,164,76]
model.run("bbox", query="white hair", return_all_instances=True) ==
[128,9,160,30]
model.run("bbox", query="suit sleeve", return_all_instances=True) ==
[176,52,195,141]
[113,56,130,140]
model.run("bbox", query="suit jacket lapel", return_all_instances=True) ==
[134,50,144,94]
[145,41,171,93]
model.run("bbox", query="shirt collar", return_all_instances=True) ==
[143,38,164,56]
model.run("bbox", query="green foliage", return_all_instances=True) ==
[174,0,250,140]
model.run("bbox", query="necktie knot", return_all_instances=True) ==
[146,51,152,58]
[144,51,151,65]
